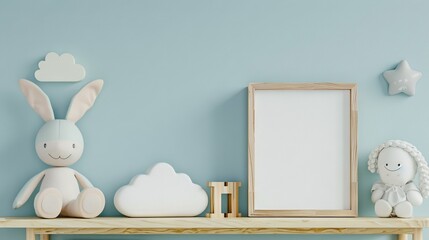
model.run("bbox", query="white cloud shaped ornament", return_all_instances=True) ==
[35,52,86,82]
[114,163,208,217]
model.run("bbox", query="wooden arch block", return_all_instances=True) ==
[206,182,241,218]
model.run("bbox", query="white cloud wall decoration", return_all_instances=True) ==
[114,162,208,217]
[35,52,86,82]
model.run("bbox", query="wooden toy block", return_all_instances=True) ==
[206,182,241,218]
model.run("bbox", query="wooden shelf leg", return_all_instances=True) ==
[26,229,36,240]
[413,229,423,240]
[40,234,50,240]
[398,234,408,240]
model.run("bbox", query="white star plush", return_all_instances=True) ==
[383,60,422,96]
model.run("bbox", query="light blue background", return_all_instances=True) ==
[0,0,428,239]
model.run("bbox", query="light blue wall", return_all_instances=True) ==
[0,0,428,239]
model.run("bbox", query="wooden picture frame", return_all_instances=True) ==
[248,83,357,217]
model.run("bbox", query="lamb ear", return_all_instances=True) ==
[19,79,55,121]
[66,79,104,123]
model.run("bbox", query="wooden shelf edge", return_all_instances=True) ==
[0,217,428,229]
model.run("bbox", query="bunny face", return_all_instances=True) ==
[19,79,103,166]
[35,120,84,166]
[377,147,417,186]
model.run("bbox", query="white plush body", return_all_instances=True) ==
[371,181,419,206]
[13,79,105,219]
[40,168,81,206]
[368,140,429,218]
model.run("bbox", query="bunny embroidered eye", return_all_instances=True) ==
[385,163,388,166]
[72,144,75,149]
[44,143,47,148]
[398,163,401,167]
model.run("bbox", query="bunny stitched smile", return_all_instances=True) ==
[48,154,71,160]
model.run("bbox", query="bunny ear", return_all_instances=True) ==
[66,79,104,123]
[19,79,55,121]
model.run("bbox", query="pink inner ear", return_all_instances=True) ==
[66,79,103,123]
[19,79,55,122]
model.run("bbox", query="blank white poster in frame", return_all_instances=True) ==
[248,83,358,217]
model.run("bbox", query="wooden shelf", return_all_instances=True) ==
[1,217,428,229]
[0,217,427,239]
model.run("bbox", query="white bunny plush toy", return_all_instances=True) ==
[368,140,429,218]
[13,79,105,218]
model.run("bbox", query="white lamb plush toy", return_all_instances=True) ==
[13,79,105,218]
[368,140,429,218]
